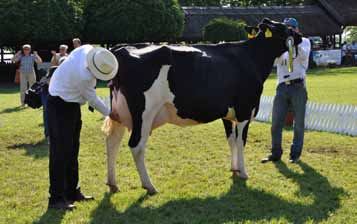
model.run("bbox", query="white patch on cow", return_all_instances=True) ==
[236,120,249,179]
[227,123,238,171]
[144,65,174,106]
[202,51,209,57]
[130,45,162,56]
[129,45,202,58]
[169,45,202,53]
[250,108,256,122]
[142,65,199,129]
[131,65,174,154]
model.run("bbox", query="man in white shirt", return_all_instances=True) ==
[47,45,120,210]
[262,18,311,164]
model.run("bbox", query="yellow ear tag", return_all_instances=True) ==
[265,28,272,38]
[248,30,257,39]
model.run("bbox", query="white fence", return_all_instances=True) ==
[99,95,357,136]
[256,96,357,136]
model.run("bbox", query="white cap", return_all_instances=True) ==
[59,44,68,50]
[22,44,31,49]
[87,47,118,81]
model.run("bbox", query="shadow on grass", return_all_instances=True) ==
[7,139,48,159]
[32,209,66,224]
[0,106,26,115]
[89,161,345,224]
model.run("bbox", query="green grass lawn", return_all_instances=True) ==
[0,67,356,224]
[263,67,357,105]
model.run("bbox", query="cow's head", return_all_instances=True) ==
[248,18,303,72]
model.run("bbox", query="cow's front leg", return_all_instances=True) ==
[129,110,159,195]
[222,120,239,174]
[236,120,250,179]
[103,117,126,193]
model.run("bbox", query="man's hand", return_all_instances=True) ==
[109,111,121,123]
[51,50,57,55]
[16,51,22,56]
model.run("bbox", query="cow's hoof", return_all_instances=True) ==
[143,186,158,196]
[231,170,240,177]
[107,183,120,193]
[238,173,249,180]
[231,170,249,180]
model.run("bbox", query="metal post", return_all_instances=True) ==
[0,46,4,63]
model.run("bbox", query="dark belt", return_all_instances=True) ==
[48,95,80,106]
[282,78,304,86]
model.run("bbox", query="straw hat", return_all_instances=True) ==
[87,47,118,81]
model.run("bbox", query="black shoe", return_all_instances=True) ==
[289,156,299,163]
[261,155,281,163]
[68,191,94,203]
[48,200,76,211]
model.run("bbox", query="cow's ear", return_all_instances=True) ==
[245,26,258,39]
[265,28,273,38]
[259,23,273,38]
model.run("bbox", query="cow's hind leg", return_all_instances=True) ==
[103,117,126,193]
[222,120,239,174]
[129,109,160,195]
[236,120,250,179]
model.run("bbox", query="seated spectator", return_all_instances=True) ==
[51,45,68,66]
[73,38,81,49]
[11,44,43,106]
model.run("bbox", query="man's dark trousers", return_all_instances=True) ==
[271,82,307,159]
[47,95,82,203]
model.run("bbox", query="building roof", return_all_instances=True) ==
[317,0,357,26]
[182,5,343,41]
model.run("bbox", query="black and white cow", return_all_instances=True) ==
[102,18,302,195]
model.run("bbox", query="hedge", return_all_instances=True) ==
[203,17,248,43]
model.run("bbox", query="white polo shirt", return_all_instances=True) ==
[276,37,311,85]
[49,45,110,116]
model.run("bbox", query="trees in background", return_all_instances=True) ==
[0,0,184,46]
[0,0,79,46]
[179,0,221,6]
[82,0,184,43]
[0,0,319,46]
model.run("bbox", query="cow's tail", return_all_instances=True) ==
[102,117,121,136]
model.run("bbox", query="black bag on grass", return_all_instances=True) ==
[24,82,43,109]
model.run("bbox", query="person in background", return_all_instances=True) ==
[51,45,68,66]
[262,18,311,164]
[341,42,347,65]
[11,44,43,106]
[73,38,81,49]
[47,45,120,210]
